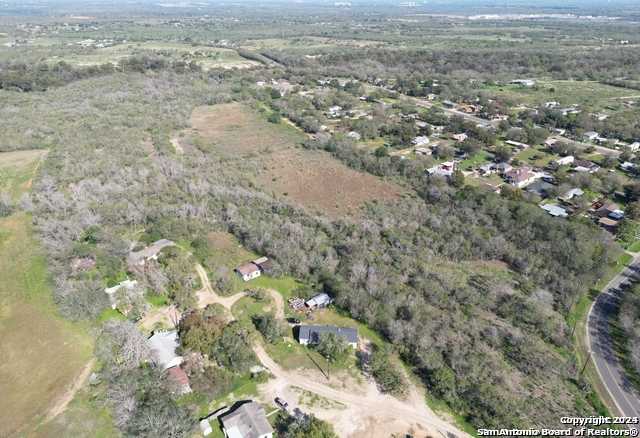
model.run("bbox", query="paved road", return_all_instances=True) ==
[587,254,640,425]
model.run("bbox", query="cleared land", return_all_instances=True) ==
[0,151,93,437]
[189,103,404,217]
[48,42,259,70]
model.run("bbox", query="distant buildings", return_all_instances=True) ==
[426,161,456,177]
[510,79,536,87]
[128,239,175,268]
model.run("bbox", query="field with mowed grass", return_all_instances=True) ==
[0,150,94,437]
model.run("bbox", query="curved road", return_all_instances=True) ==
[587,254,640,425]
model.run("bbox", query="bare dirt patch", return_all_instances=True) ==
[257,148,404,218]
[188,103,405,218]
[190,103,298,156]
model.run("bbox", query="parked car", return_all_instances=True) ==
[275,397,288,410]
[286,317,301,325]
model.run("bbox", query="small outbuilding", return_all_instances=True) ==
[305,293,333,309]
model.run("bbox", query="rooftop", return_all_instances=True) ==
[221,402,273,438]
[298,325,358,344]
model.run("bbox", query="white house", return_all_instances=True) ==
[412,136,430,146]
[235,263,261,282]
[583,131,599,142]
[452,133,468,143]
[298,325,358,348]
[628,142,640,152]
[148,330,183,371]
[104,279,138,310]
[555,156,575,166]
[427,161,456,177]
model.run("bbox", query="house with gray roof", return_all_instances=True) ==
[220,401,273,438]
[147,330,183,371]
[297,325,358,348]
[128,239,175,267]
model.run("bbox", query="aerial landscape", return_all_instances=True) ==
[1,0,640,437]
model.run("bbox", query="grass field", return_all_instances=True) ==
[48,42,258,70]
[0,150,94,437]
[483,80,634,111]
[189,103,404,218]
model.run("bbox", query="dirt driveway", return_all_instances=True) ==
[254,344,466,438]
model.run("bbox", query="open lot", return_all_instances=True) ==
[48,42,259,70]
[483,80,634,111]
[0,151,92,437]
[189,103,405,218]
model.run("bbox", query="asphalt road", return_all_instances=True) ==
[587,254,640,426]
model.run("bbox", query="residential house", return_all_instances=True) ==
[573,160,600,173]
[297,325,358,348]
[305,293,333,309]
[452,133,468,143]
[554,155,575,166]
[598,217,619,232]
[128,239,175,267]
[560,188,584,202]
[583,131,600,142]
[478,163,496,175]
[104,279,138,313]
[504,166,539,188]
[167,366,192,395]
[496,162,513,174]
[252,257,272,273]
[510,79,536,87]
[235,263,261,282]
[545,138,559,147]
[414,147,432,156]
[412,136,430,146]
[620,162,638,173]
[347,131,361,141]
[327,105,342,118]
[148,330,183,371]
[628,142,640,152]
[220,401,273,438]
[526,180,555,198]
[592,200,620,218]
[544,101,560,109]
[426,161,456,178]
[505,140,530,150]
[541,204,568,218]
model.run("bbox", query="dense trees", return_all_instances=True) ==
[12,66,619,432]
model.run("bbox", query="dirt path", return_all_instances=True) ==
[264,288,285,320]
[43,358,96,423]
[254,344,465,438]
[194,264,246,318]
[139,304,182,331]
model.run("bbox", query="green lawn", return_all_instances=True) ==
[514,145,555,167]
[0,151,95,437]
[459,150,492,171]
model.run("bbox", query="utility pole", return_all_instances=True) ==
[579,351,591,380]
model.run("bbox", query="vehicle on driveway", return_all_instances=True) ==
[275,397,288,410]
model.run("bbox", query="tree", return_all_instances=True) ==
[214,322,257,373]
[369,346,407,396]
[275,412,338,438]
[451,169,465,188]
[0,192,13,217]
[494,145,513,162]
[96,320,151,376]
[252,313,283,343]
[315,333,350,364]
[179,307,227,355]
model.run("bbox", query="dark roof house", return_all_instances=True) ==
[297,325,358,347]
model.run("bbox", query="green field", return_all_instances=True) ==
[0,151,94,437]
[483,80,635,111]
[47,42,258,70]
